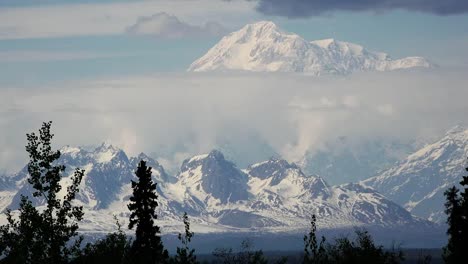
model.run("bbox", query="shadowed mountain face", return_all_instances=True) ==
[0,145,433,235]
[180,150,249,204]
[6,143,169,211]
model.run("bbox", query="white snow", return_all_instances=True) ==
[60,146,81,158]
[95,149,117,163]
[0,141,429,234]
[0,190,16,212]
[188,21,432,75]
[364,126,468,223]
[188,154,209,163]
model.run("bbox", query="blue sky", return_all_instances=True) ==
[1,0,468,172]
[0,0,467,86]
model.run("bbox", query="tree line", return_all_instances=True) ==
[0,122,466,263]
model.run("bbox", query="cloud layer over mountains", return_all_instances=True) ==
[0,69,467,173]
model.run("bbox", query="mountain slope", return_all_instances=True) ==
[188,21,432,75]
[363,126,468,223]
[246,158,419,228]
[0,146,432,234]
[299,138,416,185]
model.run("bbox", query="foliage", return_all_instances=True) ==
[302,214,402,264]
[0,121,84,264]
[171,212,198,264]
[326,230,404,264]
[128,160,168,263]
[0,197,43,263]
[213,239,268,264]
[443,160,468,264]
[303,215,327,264]
[72,216,131,264]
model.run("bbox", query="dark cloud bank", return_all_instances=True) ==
[254,0,468,17]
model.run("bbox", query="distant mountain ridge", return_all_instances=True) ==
[188,21,432,75]
[363,126,468,223]
[299,138,416,185]
[0,145,431,235]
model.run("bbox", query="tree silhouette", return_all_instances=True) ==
[327,230,403,264]
[303,215,327,264]
[213,239,268,264]
[128,160,168,263]
[171,212,198,264]
[0,196,42,263]
[443,159,468,263]
[73,216,131,264]
[0,121,84,263]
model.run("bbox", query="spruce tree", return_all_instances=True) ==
[171,212,198,264]
[128,160,168,263]
[303,215,327,264]
[443,160,468,263]
[0,121,84,264]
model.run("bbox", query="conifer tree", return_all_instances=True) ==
[128,160,168,263]
[443,160,468,263]
[0,121,84,264]
[171,212,198,264]
[0,197,42,263]
[303,215,327,264]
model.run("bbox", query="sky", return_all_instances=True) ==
[1,0,468,172]
[0,0,467,85]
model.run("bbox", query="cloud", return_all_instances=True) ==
[0,69,467,173]
[0,51,129,62]
[255,0,468,17]
[126,12,227,38]
[377,104,395,116]
[0,0,253,39]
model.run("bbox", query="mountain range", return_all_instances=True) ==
[0,144,431,236]
[188,21,432,75]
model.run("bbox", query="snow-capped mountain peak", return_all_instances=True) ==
[178,150,249,204]
[92,142,124,163]
[1,146,435,235]
[236,20,280,35]
[247,158,303,186]
[188,21,432,75]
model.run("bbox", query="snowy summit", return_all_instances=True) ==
[188,21,432,75]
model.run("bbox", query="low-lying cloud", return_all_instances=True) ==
[255,0,468,17]
[126,12,227,38]
[1,69,467,173]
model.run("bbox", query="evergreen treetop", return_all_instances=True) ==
[0,121,84,264]
[443,159,468,264]
[128,160,168,263]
